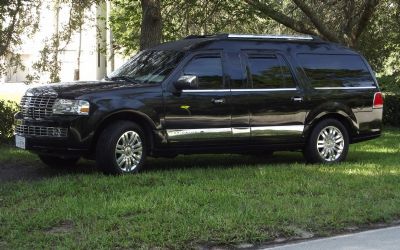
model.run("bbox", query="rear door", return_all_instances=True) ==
[243,51,307,143]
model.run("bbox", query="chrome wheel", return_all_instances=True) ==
[316,126,344,162]
[115,131,143,172]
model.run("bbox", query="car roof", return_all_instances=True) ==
[150,33,354,54]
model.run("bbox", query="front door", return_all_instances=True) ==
[163,51,232,145]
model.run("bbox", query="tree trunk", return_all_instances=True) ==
[140,0,162,50]
[74,23,82,81]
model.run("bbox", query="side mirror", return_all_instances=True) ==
[174,75,199,90]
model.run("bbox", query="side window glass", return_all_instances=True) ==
[297,54,375,88]
[183,56,223,89]
[247,54,295,88]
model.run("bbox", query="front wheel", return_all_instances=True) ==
[303,119,349,163]
[96,121,147,174]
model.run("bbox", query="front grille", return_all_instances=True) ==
[15,125,68,137]
[20,95,57,119]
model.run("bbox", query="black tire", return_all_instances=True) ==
[303,119,349,164]
[39,155,80,168]
[96,121,147,174]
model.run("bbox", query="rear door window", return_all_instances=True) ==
[246,54,295,89]
[297,54,375,88]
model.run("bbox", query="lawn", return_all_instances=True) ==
[1,129,400,249]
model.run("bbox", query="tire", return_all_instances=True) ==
[39,155,80,168]
[96,121,147,174]
[303,119,349,164]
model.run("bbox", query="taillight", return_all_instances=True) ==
[373,92,383,109]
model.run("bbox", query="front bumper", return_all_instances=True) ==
[14,112,93,156]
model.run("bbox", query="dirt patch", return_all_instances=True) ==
[0,161,97,183]
[44,220,74,234]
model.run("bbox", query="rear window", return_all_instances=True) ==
[297,54,375,88]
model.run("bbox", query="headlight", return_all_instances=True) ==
[52,99,90,115]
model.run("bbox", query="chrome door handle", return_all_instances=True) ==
[211,98,225,104]
[292,97,303,102]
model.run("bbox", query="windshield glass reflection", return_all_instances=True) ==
[109,50,184,84]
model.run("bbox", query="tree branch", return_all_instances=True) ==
[352,0,380,41]
[244,0,318,36]
[292,0,340,42]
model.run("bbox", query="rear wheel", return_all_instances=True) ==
[303,119,349,163]
[39,155,80,168]
[96,121,147,174]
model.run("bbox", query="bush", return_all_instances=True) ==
[0,100,18,143]
[378,74,400,127]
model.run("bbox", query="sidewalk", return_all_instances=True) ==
[265,226,400,250]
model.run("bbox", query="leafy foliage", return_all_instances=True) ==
[379,74,400,126]
[109,0,281,55]
[0,0,42,76]
[0,100,18,143]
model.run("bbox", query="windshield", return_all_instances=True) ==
[109,50,184,84]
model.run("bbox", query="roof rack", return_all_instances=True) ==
[227,34,315,41]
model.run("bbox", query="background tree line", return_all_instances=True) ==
[0,0,400,140]
[1,0,399,77]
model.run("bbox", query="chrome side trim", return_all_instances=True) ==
[167,128,232,140]
[182,89,229,93]
[232,88,297,92]
[182,88,297,93]
[251,125,304,137]
[314,86,376,90]
[232,127,251,137]
[166,125,305,140]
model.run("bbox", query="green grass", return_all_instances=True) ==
[1,129,400,249]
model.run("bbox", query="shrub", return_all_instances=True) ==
[378,74,400,127]
[0,100,18,143]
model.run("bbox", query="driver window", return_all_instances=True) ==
[183,56,223,89]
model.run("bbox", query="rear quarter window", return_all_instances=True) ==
[297,54,375,88]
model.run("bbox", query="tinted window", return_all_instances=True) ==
[247,55,295,88]
[297,54,375,88]
[183,56,223,89]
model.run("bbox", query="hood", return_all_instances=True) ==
[26,80,142,99]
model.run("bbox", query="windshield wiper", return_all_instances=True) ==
[109,76,139,84]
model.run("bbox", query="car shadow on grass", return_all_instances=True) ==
[1,150,397,183]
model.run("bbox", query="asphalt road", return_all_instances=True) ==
[265,226,400,250]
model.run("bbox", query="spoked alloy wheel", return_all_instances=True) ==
[115,131,143,172]
[316,126,344,162]
[303,119,349,164]
[96,121,147,174]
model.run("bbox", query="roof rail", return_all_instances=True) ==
[184,34,221,39]
[227,34,315,41]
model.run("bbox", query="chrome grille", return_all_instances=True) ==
[15,125,68,137]
[20,95,57,119]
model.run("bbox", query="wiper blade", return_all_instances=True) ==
[109,76,139,84]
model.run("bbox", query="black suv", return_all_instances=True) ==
[14,34,383,174]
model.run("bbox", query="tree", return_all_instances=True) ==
[0,0,42,76]
[140,0,162,50]
[244,0,381,47]
[110,0,281,55]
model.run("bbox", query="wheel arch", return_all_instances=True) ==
[90,110,156,155]
[304,112,357,143]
